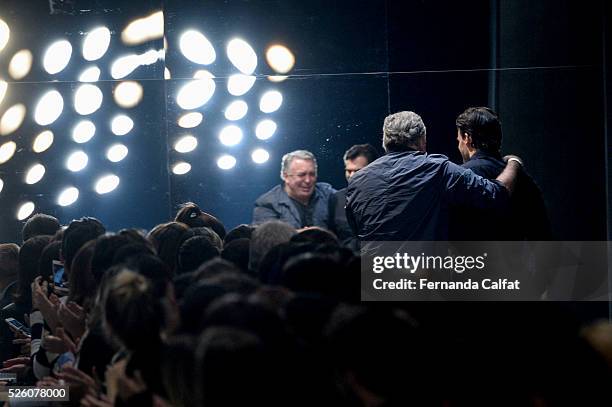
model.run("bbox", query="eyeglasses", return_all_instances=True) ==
[286,171,316,179]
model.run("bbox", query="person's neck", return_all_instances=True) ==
[285,185,310,206]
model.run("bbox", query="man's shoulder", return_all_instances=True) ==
[255,184,285,205]
[315,182,336,196]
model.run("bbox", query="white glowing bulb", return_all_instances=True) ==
[0,19,9,53]
[66,151,88,172]
[72,120,96,143]
[106,144,128,162]
[83,27,111,61]
[177,112,203,128]
[172,162,191,175]
[25,164,45,185]
[179,30,216,65]
[251,148,270,164]
[219,125,243,146]
[95,174,120,194]
[17,202,35,221]
[259,90,283,113]
[57,187,79,206]
[9,49,32,80]
[0,141,16,164]
[164,67,171,79]
[114,81,143,108]
[0,80,7,105]
[224,100,248,121]
[111,115,134,136]
[217,155,237,170]
[176,78,216,110]
[43,40,72,74]
[74,84,103,115]
[33,130,54,153]
[174,135,198,153]
[121,11,164,45]
[34,90,64,126]
[0,178,3,193]
[78,66,101,82]
[255,119,277,140]
[227,38,257,75]
[266,45,295,74]
[0,103,26,135]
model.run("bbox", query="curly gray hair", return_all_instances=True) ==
[280,150,317,180]
[382,111,426,152]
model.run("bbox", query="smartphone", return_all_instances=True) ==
[4,318,31,338]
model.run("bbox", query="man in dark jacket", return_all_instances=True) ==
[346,111,523,241]
[252,150,336,229]
[450,107,552,240]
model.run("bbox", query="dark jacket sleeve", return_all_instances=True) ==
[252,201,281,225]
[444,161,509,209]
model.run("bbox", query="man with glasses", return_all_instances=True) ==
[252,150,336,229]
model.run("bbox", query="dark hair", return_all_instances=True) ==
[37,240,61,282]
[22,213,60,243]
[14,235,52,304]
[147,222,189,276]
[178,236,220,274]
[91,233,133,284]
[290,227,340,247]
[62,217,105,273]
[0,243,19,281]
[221,238,250,273]
[224,224,253,245]
[456,107,503,153]
[175,202,226,239]
[343,143,379,164]
[68,240,97,310]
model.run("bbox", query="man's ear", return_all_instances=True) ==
[463,133,473,147]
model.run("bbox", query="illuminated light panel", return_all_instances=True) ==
[0,178,3,193]
[121,11,164,45]
[179,30,216,65]
[266,45,295,74]
[74,84,103,115]
[17,202,35,221]
[25,163,45,185]
[66,151,88,172]
[217,154,236,170]
[0,19,9,53]
[83,27,111,61]
[8,49,32,80]
[78,66,101,82]
[95,174,120,194]
[174,135,197,153]
[111,115,134,136]
[177,112,202,128]
[255,119,277,140]
[251,148,270,164]
[219,125,243,146]
[193,70,214,79]
[268,75,288,83]
[227,74,256,96]
[259,90,283,113]
[33,130,54,153]
[106,144,128,162]
[57,187,79,206]
[114,81,143,108]
[224,100,248,121]
[110,49,162,79]
[164,67,171,79]
[0,80,7,105]
[34,90,64,125]
[43,40,72,75]
[72,120,96,143]
[0,103,26,135]
[172,162,191,175]
[227,38,257,75]
[0,141,16,164]
[176,78,215,110]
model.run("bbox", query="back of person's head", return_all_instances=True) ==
[382,111,426,152]
[62,217,105,273]
[0,243,19,284]
[37,240,61,282]
[456,106,502,153]
[103,270,163,350]
[249,221,296,271]
[175,202,226,240]
[282,253,345,298]
[22,213,60,243]
[15,235,52,304]
[68,240,97,309]
[124,254,172,298]
[182,227,223,251]
[258,241,318,284]
[290,227,340,247]
[178,236,220,274]
[221,238,250,273]
[162,335,198,407]
[147,221,189,275]
[195,259,259,295]
[90,233,132,284]
[343,143,379,164]
[223,224,253,244]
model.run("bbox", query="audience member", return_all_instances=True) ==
[21,213,60,243]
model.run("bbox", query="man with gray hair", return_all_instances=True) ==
[252,150,336,229]
[346,111,523,241]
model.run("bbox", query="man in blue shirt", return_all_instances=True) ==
[346,111,522,241]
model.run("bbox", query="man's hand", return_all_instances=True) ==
[0,357,30,377]
[58,302,87,339]
[502,155,524,167]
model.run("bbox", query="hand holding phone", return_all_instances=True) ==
[4,318,31,338]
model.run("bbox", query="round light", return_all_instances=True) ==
[121,11,164,46]
[227,74,256,96]
[66,151,88,172]
[217,155,236,170]
[255,119,277,140]
[177,112,203,128]
[259,90,283,113]
[0,141,16,164]
[74,84,103,115]
[268,75,288,83]
[106,144,128,162]
[25,163,45,185]
[110,54,140,79]
[219,125,243,146]
[57,187,79,206]
[33,130,54,153]
[78,66,101,82]
[111,115,134,136]
[72,120,96,143]
[0,19,9,53]
[176,78,215,110]
[95,174,120,194]
[227,38,257,75]
[266,45,295,74]
[43,40,72,75]
[0,178,3,193]
[0,80,7,105]
[251,148,270,164]
[83,27,111,61]
[34,90,64,125]
[17,202,35,221]
[9,49,32,80]
[0,103,26,135]
[164,67,171,79]
[172,162,191,175]
[114,81,143,108]
[224,100,248,121]
[174,135,198,153]
[179,30,216,65]
[193,70,214,79]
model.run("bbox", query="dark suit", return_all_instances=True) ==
[328,188,359,250]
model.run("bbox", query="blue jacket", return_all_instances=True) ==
[252,183,336,229]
